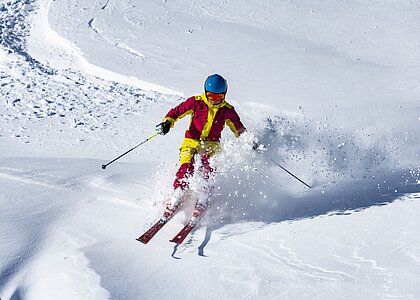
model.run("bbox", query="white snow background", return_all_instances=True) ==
[1,0,419,299]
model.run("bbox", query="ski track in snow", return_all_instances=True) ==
[0,171,62,189]
[88,17,145,60]
[1,0,420,299]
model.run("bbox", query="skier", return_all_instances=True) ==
[155,74,247,223]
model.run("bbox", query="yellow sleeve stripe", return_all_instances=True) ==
[226,119,240,137]
[164,110,194,127]
[163,117,176,127]
[178,109,194,121]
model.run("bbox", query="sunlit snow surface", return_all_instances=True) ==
[1,0,419,299]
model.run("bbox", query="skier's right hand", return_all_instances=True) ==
[156,120,171,135]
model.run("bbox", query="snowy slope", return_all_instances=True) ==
[33,0,420,114]
[1,0,420,299]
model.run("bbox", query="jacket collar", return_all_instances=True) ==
[201,93,226,108]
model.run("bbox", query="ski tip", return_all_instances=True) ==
[169,239,181,245]
[136,237,149,245]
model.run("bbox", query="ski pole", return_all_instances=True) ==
[102,132,159,170]
[270,159,311,188]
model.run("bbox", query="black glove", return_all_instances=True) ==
[252,141,266,153]
[156,120,171,135]
[252,141,260,151]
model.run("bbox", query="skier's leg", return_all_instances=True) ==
[191,154,214,222]
[173,161,194,190]
[164,141,197,216]
[163,163,193,218]
[197,141,219,181]
[172,138,199,190]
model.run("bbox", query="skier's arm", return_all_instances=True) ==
[226,107,261,151]
[226,109,246,138]
[163,96,195,127]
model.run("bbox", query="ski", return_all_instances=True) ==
[169,220,198,245]
[136,209,178,244]
[170,207,206,244]
[136,219,166,244]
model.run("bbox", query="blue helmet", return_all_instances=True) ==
[204,74,228,94]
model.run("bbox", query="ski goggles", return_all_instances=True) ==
[206,92,225,101]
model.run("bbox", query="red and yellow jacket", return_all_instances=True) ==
[164,93,246,143]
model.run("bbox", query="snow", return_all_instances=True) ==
[1,0,419,299]
[26,0,180,95]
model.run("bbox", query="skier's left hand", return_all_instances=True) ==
[252,141,263,152]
